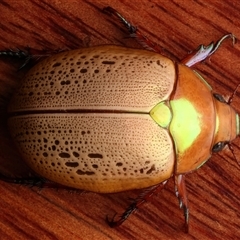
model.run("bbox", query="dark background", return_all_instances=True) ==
[0,1,240,239]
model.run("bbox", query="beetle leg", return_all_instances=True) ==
[0,173,77,189]
[0,48,36,69]
[0,48,28,59]
[0,173,84,192]
[0,173,46,187]
[174,174,189,233]
[181,33,236,67]
[103,6,167,55]
[106,180,168,227]
[0,48,63,69]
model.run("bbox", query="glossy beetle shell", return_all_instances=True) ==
[7,45,239,193]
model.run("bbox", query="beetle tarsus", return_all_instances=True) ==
[209,33,236,56]
[0,173,46,187]
[0,173,84,190]
[183,206,189,233]
[181,33,236,67]
[106,209,133,228]
[103,6,137,34]
[0,49,28,59]
[106,182,168,227]
[0,48,63,69]
[103,6,169,55]
[0,48,33,69]
[106,214,119,228]
[175,175,189,233]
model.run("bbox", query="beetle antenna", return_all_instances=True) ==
[228,143,240,167]
[228,83,240,104]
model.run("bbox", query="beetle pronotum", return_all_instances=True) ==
[0,6,238,232]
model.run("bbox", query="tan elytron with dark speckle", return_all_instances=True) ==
[8,46,175,112]
[8,45,176,193]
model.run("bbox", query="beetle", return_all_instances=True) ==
[0,6,239,232]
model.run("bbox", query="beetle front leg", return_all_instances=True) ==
[106,180,168,227]
[103,6,166,55]
[181,33,236,67]
[175,174,189,233]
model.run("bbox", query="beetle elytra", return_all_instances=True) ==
[0,6,239,232]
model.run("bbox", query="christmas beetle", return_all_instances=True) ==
[0,7,238,232]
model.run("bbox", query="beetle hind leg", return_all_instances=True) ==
[103,6,166,54]
[0,48,63,69]
[181,33,236,67]
[0,173,75,189]
[0,172,46,187]
[175,174,189,233]
[106,180,168,227]
[0,49,28,59]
